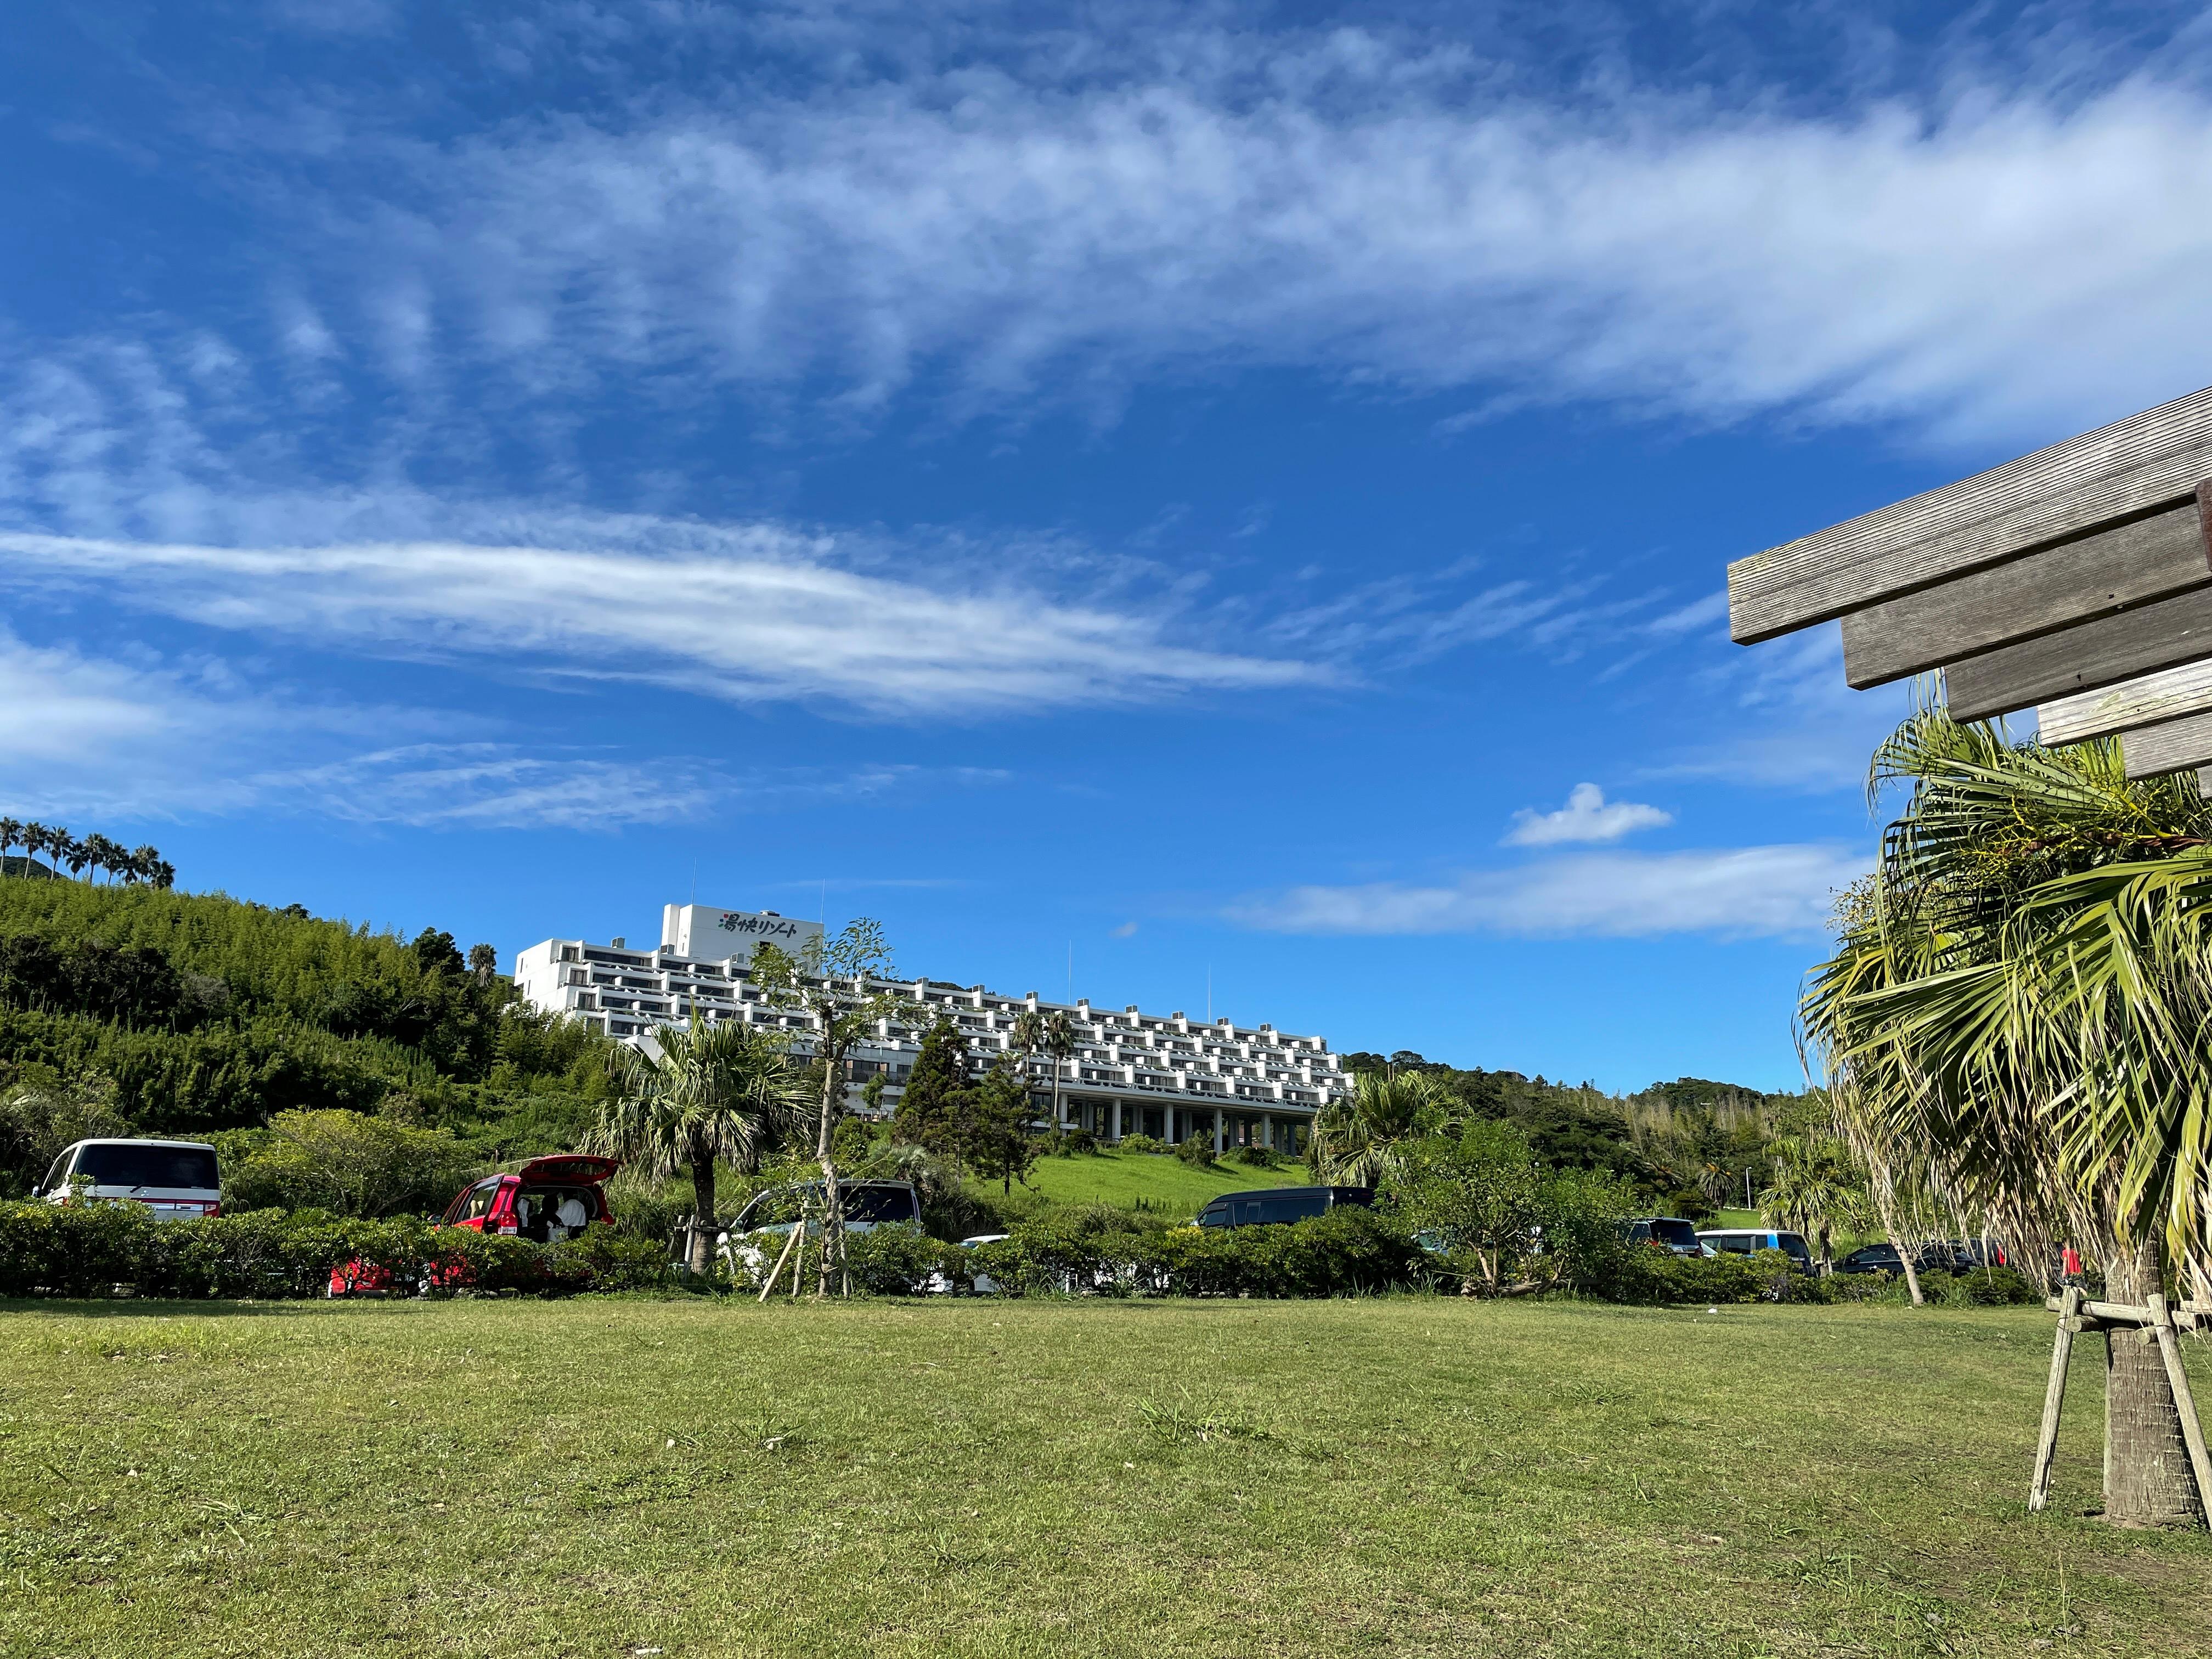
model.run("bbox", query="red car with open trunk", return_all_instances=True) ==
[328,1154,620,1296]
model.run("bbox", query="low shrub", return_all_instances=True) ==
[1223,1144,1282,1169]
[0,1199,670,1299]
[842,1223,964,1295]
[1116,1133,1164,1155]
[1174,1136,1217,1168]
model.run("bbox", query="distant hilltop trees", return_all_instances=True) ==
[0,820,174,889]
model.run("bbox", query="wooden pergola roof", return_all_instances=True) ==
[1726,386,2212,787]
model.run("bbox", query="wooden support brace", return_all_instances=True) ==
[2030,1286,2083,1512]
[2146,1293,2212,1523]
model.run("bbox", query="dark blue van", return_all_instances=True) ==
[1194,1186,1374,1228]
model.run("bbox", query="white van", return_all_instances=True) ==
[34,1138,222,1221]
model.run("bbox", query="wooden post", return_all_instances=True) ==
[2030,1285,2083,1512]
[2146,1292,2212,1521]
[757,1225,804,1305]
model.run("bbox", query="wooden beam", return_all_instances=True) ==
[2199,767,2212,800]
[1841,498,2210,689]
[2121,710,2212,779]
[1729,385,2212,645]
[1943,587,2212,723]
[2038,659,2212,746]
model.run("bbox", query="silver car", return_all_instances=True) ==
[35,1138,223,1221]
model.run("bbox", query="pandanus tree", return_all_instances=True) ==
[1805,707,2212,1525]
[589,1015,811,1276]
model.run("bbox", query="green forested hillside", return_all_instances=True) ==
[1341,1052,1816,1216]
[0,879,611,1193]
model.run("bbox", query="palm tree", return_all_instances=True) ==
[1042,1009,1076,1137]
[1008,1006,1078,1136]
[1757,1134,1866,1273]
[1008,1008,1047,1128]
[0,818,20,873]
[79,833,115,883]
[589,1014,811,1276]
[21,822,53,876]
[59,833,91,881]
[152,859,176,890]
[129,845,162,885]
[1311,1068,1448,1186]
[1805,706,2212,1526]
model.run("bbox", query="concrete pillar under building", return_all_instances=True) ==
[1111,1100,1123,1141]
[1261,1112,1273,1151]
[1212,1108,1224,1154]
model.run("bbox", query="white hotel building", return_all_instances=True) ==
[513,904,1353,1154]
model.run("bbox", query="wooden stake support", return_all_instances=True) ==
[2033,1288,2212,1521]
[2146,1293,2212,1519]
[757,1224,805,1304]
[2029,1285,2081,1513]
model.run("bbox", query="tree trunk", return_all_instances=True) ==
[2102,1237,2203,1526]
[689,1154,716,1277]
[1866,1176,1924,1306]
[816,1048,847,1297]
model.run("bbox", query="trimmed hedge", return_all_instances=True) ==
[967,1206,1428,1298]
[0,1200,671,1299]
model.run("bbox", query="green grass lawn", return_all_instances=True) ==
[4,1297,2208,1657]
[985,1146,1299,1214]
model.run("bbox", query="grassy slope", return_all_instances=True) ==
[991,1147,1305,1214]
[3,1297,2207,1658]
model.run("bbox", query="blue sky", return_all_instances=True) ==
[6,1,2211,1092]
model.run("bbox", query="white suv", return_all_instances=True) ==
[35,1138,223,1221]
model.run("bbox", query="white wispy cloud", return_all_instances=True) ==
[1232,845,1866,940]
[0,522,1326,718]
[1504,783,1671,847]
[0,630,1011,827]
[259,37,2212,448]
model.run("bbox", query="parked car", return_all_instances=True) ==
[959,1232,1011,1295]
[1193,1186,1374,1228]
[1835,1240,1960,1276]
[1695,1228,1815,1271]
[719,1180,924,1273]
[33,1138,222,1222]
[328,1154,619,1296]
[1619,1216,1703,1256]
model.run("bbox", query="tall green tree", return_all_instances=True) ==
[964,1057,1040,1195]
[589,1016,809,1275]
[1805,707,2212,1526]
[0,820,20,872]
[891,1015,972,1163]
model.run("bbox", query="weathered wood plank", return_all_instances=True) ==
[1841,498,2210,689]
[1943,587,2212,723]
[1729,384,2212,644]
[2038,659,2212,746]
[2120,710,2212,779]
